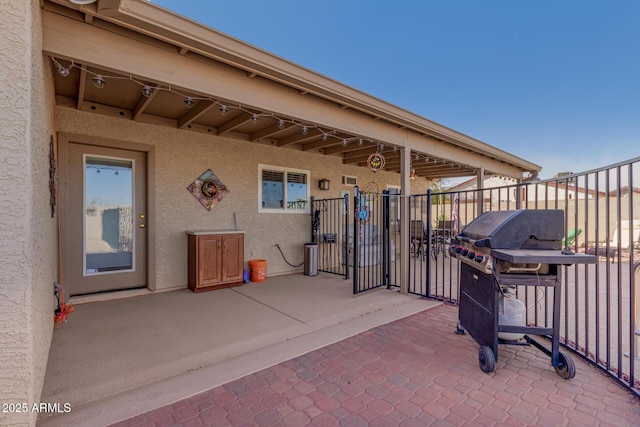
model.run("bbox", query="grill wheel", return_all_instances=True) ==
[478,345,496,373]
[554,351,576,379]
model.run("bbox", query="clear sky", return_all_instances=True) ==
[152,0,639,179]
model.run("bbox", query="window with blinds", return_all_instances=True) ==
[259,165,309,213]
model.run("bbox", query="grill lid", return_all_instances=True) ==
[457,209,564,250]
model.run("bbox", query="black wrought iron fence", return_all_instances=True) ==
[423,156,640,397]
[310,195,349,278]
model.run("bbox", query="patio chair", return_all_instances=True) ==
[431,220,453,260]
[586,220,640,263]
[409,220,427,260]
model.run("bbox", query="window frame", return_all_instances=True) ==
[258,164,310,214]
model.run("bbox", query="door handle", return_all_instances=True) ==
[139,223,145,229]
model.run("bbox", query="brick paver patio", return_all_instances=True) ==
[111,303,640,426]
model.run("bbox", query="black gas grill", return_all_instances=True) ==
[451,209,596,378]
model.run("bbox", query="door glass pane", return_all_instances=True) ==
[85,156,134,274]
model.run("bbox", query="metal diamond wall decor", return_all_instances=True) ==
[187,169,230,211]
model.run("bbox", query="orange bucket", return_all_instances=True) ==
[249,259,267,282]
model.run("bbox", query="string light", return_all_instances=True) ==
[48,57,396,153]
[86,165,126,175]
[141,85,154,98]
[53,59,70,77]
[92,74,106,89]
[49,56,472,174]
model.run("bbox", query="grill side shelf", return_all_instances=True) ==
[491,249,597,265]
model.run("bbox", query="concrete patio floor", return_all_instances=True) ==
[38,273,437,426]
[37,271,640,426]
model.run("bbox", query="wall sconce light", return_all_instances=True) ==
[318,178,330,190]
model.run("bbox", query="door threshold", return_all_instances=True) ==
[69,286,183,305]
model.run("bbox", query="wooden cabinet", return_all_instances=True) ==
[187,231,244,292]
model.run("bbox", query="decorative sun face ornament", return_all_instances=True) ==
[367,152,385,172]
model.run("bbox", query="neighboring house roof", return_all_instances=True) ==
[545,181,606,198]
[448,176,517,191]
[42,0,541,180]
[449,176,608,198]
[609,186,640,196]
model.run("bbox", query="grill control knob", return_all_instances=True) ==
[467,251,476,259]
[475,254,484,262]
[461,249,469,256]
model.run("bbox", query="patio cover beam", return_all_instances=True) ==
[178,100,215,129]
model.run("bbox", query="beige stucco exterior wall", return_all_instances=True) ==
[0,1,56,426]
[56,107,429,291]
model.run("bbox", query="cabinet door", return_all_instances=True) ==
[198,235,222,286]
[222,234,243,282]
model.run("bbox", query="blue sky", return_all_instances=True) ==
[152,0,639,179]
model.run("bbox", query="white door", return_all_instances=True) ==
[65,143,147,296]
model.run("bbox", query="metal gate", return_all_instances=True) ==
[352,187,402,294]
[311,187,456,295]
[407,191,459,300]
[310,195,349,278]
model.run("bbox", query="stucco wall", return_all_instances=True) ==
[56,107,429,291]
[0,0,56,426]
